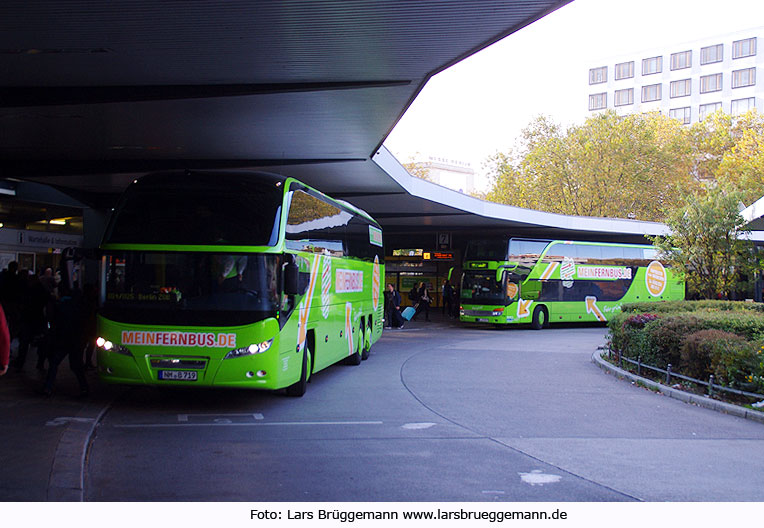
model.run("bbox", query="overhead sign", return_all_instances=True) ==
[423,252,454,261]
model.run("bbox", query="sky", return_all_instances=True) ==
[382,0,764,190]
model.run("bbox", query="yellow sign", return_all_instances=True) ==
[645,261,667,297]
[506,282,519,299]
[423,252,431,260]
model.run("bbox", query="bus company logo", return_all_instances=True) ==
[121,331,236,348]
[336,269,364,293]
[372,255,380,310]
[645,260,666,297]
[560,257,575,289]
[321,256,332,319]
[577,266,633,280]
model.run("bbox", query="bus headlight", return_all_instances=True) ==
[96,336,132,356]
[225,339,274,359]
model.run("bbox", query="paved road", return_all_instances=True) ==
[81,319,764,502]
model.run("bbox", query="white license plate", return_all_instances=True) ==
[158,370,198,381]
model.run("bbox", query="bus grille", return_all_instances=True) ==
[149,358,207,369]
[462,310,496,317]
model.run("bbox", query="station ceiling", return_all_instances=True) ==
[0,1,569,207]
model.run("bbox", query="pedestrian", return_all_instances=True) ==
[13,271,51,371]
[408,283,419,306]
[0,261,23,344]
[41,252,89,397]
[0,303,9,377]
[442,279,454,317]
[386,284,404,328]
[413,281,431,321]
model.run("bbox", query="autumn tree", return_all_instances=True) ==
[651,185,759,299]
[402,154,434,183]
[485,111,697,221]
[691,109,764,204]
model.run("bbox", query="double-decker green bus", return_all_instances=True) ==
[460,237,684,329]
[96,171,384,396]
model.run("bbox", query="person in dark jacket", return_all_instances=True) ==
[0,303,10,377]
[386,284,404,329]
[413,281,431,322]
[41,252,89,397]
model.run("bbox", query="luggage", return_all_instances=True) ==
[401,306,416,321]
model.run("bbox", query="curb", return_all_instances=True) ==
[591,349,764,425]
[46,395,116,501]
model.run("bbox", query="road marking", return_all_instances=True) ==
[46,417,96,427]
[401,422,436,430]
[114,420,384,429]
[481,490,506,495]
[519,470,562,486]
[177,413,264,422]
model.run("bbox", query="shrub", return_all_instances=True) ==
[710,339,763,391]
[621,300,764,314]
[643,315,706,368]
[680,329,746,380]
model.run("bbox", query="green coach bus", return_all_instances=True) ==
[459,237,684,329]
[95,171,384,396]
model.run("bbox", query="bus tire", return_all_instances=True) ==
[531,305,548,330]
[286,345,311,397]
[344,324,363,366]
[361,319,371,360]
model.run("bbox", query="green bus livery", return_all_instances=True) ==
[460,237,684,329]
[96,171,384,396]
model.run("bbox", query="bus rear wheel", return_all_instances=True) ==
[344,323,363,366]
[531,305,548,330]
[286,345,311,397]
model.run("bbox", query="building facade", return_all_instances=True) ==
[411,156,478,195]
[587,28,763,124]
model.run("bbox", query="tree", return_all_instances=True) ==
[402,154,434,183]
[650,185,759,300]
[485,111,697,220]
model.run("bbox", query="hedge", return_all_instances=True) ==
[608,301,764,392]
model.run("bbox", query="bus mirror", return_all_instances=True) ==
[284,261,300,295]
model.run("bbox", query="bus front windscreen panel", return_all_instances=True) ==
[100,252,281,326]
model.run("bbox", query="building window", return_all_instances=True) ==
[641,84,662,102]
[589,92,607,111]
[700,44,723,65]
[615,61,634,80]
[731,97,756,115]
[669,107,692,125]
[671,50,692,70]
[732,67,756,88]
[700,73,723,93]
[699,102,722,120]
[733,37,757,59]
[614,88,634,106]
[670,79,691,98]
[589,66,607,84]
[642,56,662,75]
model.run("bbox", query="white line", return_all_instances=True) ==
[114,420,384,429]
[177,413,264,422]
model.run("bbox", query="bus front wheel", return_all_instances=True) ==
[286,345,311,397]
[531,305,548,330]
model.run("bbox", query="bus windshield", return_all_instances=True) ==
[461,270,506,304]
[464,239,509,261]
[101,251,281,326]
[104,173,283,246]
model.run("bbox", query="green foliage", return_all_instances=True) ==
[621,300,764,313]
[484,111,696,221]
[485,109,764,220]
[609,301,764,390]
[680,329,746,380]
[650,185,759,300]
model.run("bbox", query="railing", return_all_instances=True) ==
[605,347,764,401]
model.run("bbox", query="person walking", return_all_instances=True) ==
[413,281,431,322]
[0,303,9,377]
[41,252,89,397]
[442,280,454,317]
[13,271,51,371]
[386,283,404,328]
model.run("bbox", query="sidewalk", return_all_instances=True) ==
[0,349,120,501]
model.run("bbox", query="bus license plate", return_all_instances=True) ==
[158,370,198,381]
[476,318,489,323]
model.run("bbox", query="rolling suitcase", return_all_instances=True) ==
[401,306,416,321]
